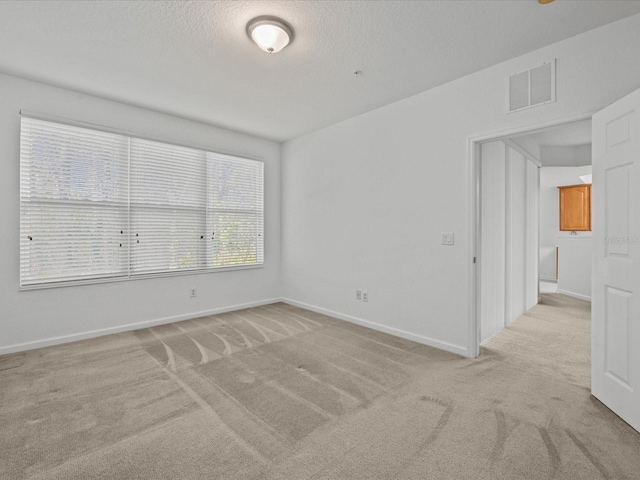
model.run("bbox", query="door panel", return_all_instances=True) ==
[480,141,506,343]
[605,165,631,257]
[479,142,539,342]
[604,285,631,388]
[592,87,640,432]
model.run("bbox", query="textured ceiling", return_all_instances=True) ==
[1,1,640,141]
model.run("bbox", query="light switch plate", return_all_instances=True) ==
[441,232,454,245]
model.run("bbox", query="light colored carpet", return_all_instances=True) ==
[1,296,639,479]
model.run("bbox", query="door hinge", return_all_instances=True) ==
[473,257,477,264]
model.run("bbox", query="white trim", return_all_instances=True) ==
[480,329,502,346]
[3,296,472,358]
[281,297,470,358]
[469,113,593,145]
[0,298,281,355]
[467,137,480,357]
[504,138,542,167]
[556,289,591,302]
[19,264,264,291]
[539,276,557,283]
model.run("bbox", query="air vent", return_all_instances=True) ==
[508,59,555,113]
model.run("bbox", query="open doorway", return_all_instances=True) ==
[476,139,539,344]
[470,88,640,434]
[510,120,592,301]
[472,116,592,347]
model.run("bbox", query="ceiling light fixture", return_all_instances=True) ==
[246,16,293,54]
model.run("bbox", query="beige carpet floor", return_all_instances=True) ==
[1,295,639,479]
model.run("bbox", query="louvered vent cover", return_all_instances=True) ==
[508,60,555,113]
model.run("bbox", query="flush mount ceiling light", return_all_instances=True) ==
[246,16,293,53]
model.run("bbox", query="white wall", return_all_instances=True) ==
[0,73,281,354]
[539,166,592,281]
[557,236,592,301]
[281,14,640,357]
[541,144,592,167]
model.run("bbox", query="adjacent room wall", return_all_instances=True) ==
[0,73,281,354]
[281,14,640,357]
[557,236,592,301]
[539,165,593,301]
[539,166,592,281]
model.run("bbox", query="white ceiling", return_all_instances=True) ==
[513,119,592,167]
[538,144,592,167]
[1,1,640,142]
[525,119,592,147]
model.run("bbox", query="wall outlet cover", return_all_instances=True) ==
[441,232,454,245]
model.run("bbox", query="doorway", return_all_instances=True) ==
[510,120,593,302]
[471,88,640,434]
[469,114,593,354]
[477,139,540,344]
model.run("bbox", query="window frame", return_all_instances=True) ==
[19,112,265,290]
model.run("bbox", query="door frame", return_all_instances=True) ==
[467,112,595,357]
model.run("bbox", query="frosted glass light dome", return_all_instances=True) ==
[247,16,293,54]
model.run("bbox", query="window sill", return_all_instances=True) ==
[19,263,265,291]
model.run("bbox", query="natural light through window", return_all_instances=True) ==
[19,116,264,288]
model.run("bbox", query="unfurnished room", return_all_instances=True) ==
[1,1,640,479]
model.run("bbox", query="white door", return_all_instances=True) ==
[480,141,506,343]
[592,87,640,432]
[479,141,540,343]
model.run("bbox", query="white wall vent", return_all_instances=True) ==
[508,59,555,113]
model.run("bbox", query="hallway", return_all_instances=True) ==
[483,293,589,388]
[479,293,639,479]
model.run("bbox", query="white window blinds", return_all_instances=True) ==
[20,116,264,288]
[20,119,129,285]
[207,153,264,268]
[130,138,207,275]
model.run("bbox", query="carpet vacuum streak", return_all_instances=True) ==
[1,296,639,479]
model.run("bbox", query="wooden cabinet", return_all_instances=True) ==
[558,184,591,231]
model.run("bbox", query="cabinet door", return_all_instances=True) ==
[559,184,591,231]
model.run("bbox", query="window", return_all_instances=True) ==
[20,116,264,288]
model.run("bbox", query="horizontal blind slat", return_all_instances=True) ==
[20,117,264,287]
[20,117,129,285]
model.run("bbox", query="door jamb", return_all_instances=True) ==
[467,113,595,358]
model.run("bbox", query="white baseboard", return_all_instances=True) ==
[0,298,282,356]
[281,297,470,358]
[539,277,557,283]
[2,296,472,358]
[556,289,591,302]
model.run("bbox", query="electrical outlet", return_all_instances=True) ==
[441,232,454,245]
[356,290,362,300]
[362,291,369,302]
[190,288,197,298]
